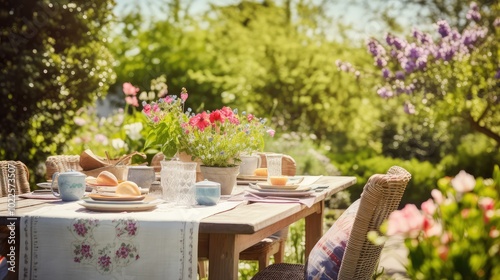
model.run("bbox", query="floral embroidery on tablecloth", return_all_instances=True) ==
[69,218,140,274]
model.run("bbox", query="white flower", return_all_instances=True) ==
[451,170,476,193]
[94,134,109,145]
[124,122,143,141]
[112,138,127,150]
[74,117,86,126]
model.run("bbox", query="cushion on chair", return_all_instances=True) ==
[305,199,360,280]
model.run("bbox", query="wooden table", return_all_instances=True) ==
[0,176,356,280]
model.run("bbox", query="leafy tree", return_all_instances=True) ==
[0,0,116,180]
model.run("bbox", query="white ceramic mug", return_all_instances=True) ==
[51,170,86,201]
[239,154,261,176]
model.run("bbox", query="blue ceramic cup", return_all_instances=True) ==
[51,170,86,201]
[194,180,221,206]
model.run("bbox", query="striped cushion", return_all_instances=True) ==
[305,199,360,280]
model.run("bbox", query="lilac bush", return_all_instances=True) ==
[338,2,500,146]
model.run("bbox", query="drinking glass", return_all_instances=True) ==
[175,162,197,207]
[265,153,283,181]
[160,160,180,203]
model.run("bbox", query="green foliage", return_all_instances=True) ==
[0,0,116,182]
[336,154,442,206]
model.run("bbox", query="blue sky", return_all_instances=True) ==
[112,0,419,42]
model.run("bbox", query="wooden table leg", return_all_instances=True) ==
[304,201,324,259]
[208,233,239,280]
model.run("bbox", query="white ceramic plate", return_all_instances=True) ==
[78,199,163,212]
[250,184,311,192]
[88,193,146,202]
[82,197,153,205]
[247,188,315,197]
[256,183,301,190]
[36,182,52,189]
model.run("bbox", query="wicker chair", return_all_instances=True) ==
[0,161,31,197]
[45,155,82,181]
[250,166,411,280]
[1,160,31,276]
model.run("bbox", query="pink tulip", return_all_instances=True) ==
[451,170,476,193]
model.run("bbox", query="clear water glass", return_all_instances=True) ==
[265,153,283,181]
[160,160,180,203]
[175,162,197,207]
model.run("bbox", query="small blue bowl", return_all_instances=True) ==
[195,180,221,206]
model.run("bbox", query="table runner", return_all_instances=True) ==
[20,200,244,280]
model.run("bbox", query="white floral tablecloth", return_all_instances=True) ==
[20,200,244,280]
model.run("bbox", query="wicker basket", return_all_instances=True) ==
[1,161,31,197]
[80,151,146,181]
[45,155,81,181]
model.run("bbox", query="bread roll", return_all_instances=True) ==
[116,181,141,196]
[96,171,119,186]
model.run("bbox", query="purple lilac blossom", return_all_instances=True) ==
[393,37,406,50]
[395,71,405,80]
[404,102,416,114]
[376,56,387,68]
[466,2,481,22]
[437,20,451,37]
[420,33,433,45]
[382,68,391,79]
[367,39,386,57]
[416,56,427,70]
[377,86,393,98]
[495,69,500,79]
[494,18,500,27]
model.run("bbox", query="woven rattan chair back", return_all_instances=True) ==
[45,155,82,181]
[0,161,31,197]
[338,166,411,280]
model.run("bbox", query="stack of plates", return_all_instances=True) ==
[78,194,162,212]
[248,183,315,197]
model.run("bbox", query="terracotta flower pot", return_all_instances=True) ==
[199,165,240,195]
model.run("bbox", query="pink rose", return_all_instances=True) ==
[431,189,444,204]
[479,197,494,211]
[266,129,275,137]
[451,170,476,193]
[386,204,424,237]
[421,198,436,216]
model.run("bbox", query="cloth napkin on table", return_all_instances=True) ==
[20,200,244,280]
[230,176,324,208]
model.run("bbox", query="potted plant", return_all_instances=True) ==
[141,81,275,194]
[180,106,274,194]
